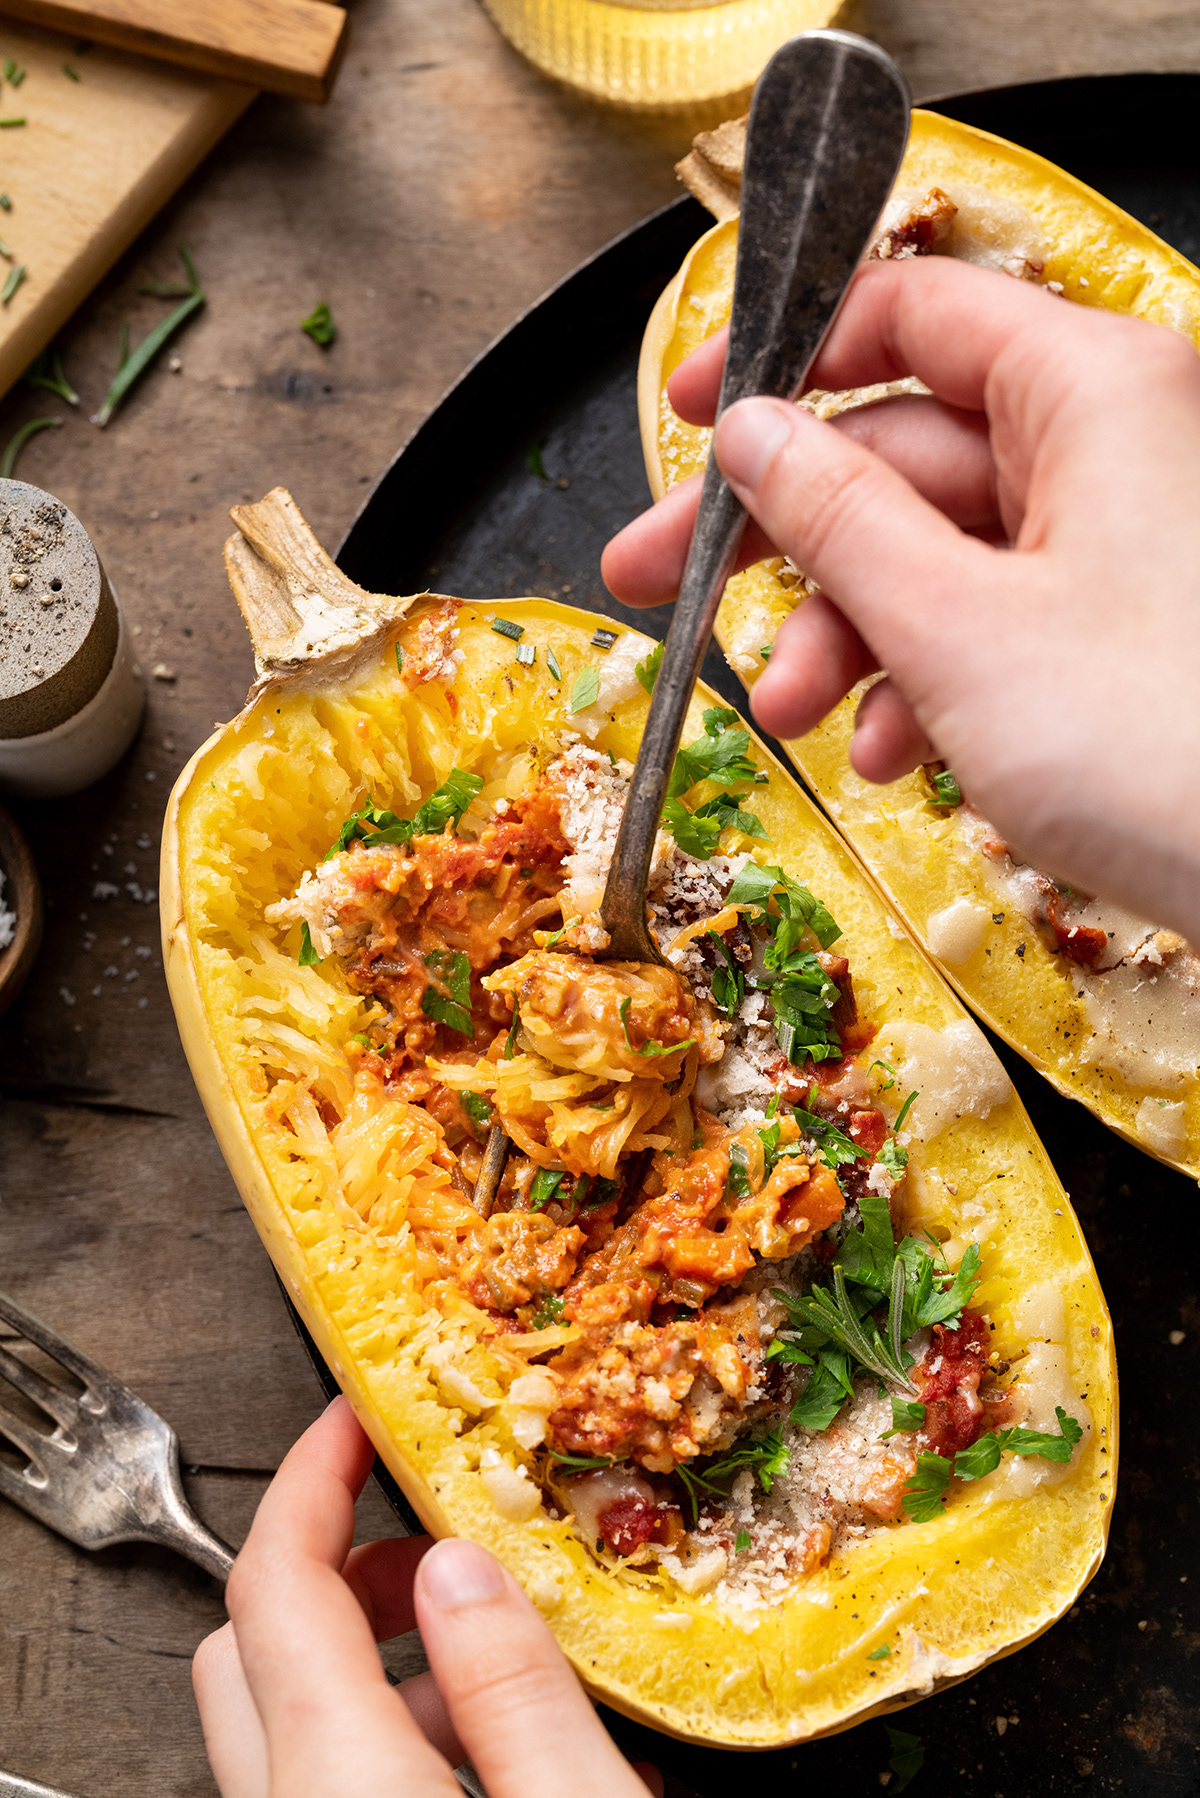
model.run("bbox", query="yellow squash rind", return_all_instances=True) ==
[640,108,1200,1182]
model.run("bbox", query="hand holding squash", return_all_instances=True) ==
[193,1399,661,1798]
[604,255,1200,947]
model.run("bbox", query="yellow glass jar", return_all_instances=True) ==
[481,0,854,108]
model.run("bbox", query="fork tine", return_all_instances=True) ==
[0,1395,61,1471]
[0,1342,78,1429]
[0,1288,120,1395]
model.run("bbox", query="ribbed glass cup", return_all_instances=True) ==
[481,0,849,108]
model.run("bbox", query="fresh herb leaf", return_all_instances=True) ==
[421,949,473,1036]
[881,1396,926,1439]
[868,1645,891,1661]
[759,643,772,660]
[835,1189,898,1290]
[877,1136,909,1178]
[668,718,758,799]
[0,263,25,305]
[930,768,962,808]
[570,667,600,713]
[636,640,663,694]
[548,1448,617,1469]
[693,790,769,840]
[583,1175,619,1209]
[546,647,562,682]
[726,862,841,949]
[769,955,844,1066]
[460,1090,492,1134]
[869,1057,896,1091]
[765,1335,813,1367]
[516,642,536,667]
[735,1530,751,1553]
[504,1004,521,1059]
[661,797,721,860]
[955,1407,1082,1479]
[725,1142,751,1199]
[526,441,548,481]
[906,1242,981,1332]
[902,1451,953,1522]
[301,302,336,347]
[490,616,524,641]
[0,116,25,127]
[63,63,80,80]
[395,642,405,676]
[351,1032,371,1049]
[92,246,204,427]
[413,768,483,835]
[800,1266,915,1391]
[298,921,321,967]
[708,930,745,1018]
[894,1089,918,1131]
[24,347,79,405]
[0,195,10,210]
[0,415,61,478]
[886,1726,925,1792]
[792,1097,861,1172]
[529,1167,567,1210]
[540,917,580,950]
[531,1294,563,1328]
[618,994,694,1060]
[790,1347,855,1430]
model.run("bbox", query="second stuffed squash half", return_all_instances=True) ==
[163,491,1113,1749]
[639,107,1200,1182]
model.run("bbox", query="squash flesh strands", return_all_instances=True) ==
[162,493,1113,1748]
[639,107,1200,1181]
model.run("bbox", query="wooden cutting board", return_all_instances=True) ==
[0,16,253,402]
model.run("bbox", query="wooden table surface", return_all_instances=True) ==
[0,2,1197,1792]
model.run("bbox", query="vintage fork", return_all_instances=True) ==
[0,1285,235,1579]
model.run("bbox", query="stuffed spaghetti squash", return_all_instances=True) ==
[639,107,1200,1183]
[163,491,1114,1747]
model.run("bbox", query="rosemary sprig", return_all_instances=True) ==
[24,347,79,405]
[92,246,204,428]
[0,264,25,305]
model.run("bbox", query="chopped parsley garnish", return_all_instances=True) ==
[886,1726,925,1792]
[420,949,473,1037]
[735,1530,751,1553]
[759,643,772,660]
[326,770,483,857]
[867,1644,891,1661]
[894,1088,918,1131]
[901,1408,1082,1522]
[787,1345,855,1431]
[692,790,768,840]
[570,666,600,713]
[491,616,524,641]
[529,1167,567,1210]
[300,302,336,346]
[532,1294,565,1328]
[546,647,562,681]
[880,1396,926,1438]
[929,768,962,808]
[667,707,759,799]
[661,797,721,860]
[460,1090,492,1134]
[877,1136,908,1178]
[902,1451,953,1522]
[298,921,321,966]
[503,1004,521,1059]
[548,1448,616,1469]
[591,627,618,650]
[540,917,580,950]
[350,1032,371,1049]
[516,642,536,666]
[869,1057,896,1091]
[395,642,405,676]
[618,995,694,1059]
[0,263,25,305]
[708,930,744,1018]
[790,1096,860,1172]
[636,640,663,694]
[725,1142,751,1199]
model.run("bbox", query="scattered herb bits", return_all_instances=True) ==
[300,302,336,347]
[0,195,11,210]
[516,642,536,667]
[525,441,548,481]
[0,264,25,305]
[0,117,25,127]
[24,347,79,405]
[93,245,204,428]
[636,640,663,693]
[546,647,562,682]
[570,667,600,713]
[0,416,61,479]
[395,643,405,676]
[590,627,618,650]
[490,616,524,641]
[760,643,772,660]
[62,63,80,80]
[298,921,321,967]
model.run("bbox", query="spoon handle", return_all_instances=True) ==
[599,30,911,963]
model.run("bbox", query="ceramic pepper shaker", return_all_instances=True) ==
[0,478,144,798]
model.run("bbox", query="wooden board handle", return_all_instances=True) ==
[0,0,349,103]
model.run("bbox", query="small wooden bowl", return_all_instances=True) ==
[0,801,43,1017]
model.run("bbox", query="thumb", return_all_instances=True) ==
[714,396,994,718]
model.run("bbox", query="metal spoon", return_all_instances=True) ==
[599,28,911,962]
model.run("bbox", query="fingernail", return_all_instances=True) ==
[418,1538,505,1610]
[714,397,795,492]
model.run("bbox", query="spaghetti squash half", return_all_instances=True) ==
[639,107,1200,1182]
[163,490,1114,1747]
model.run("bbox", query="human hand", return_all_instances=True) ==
[193,1398,661,1798]
[602,256,1200,942]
